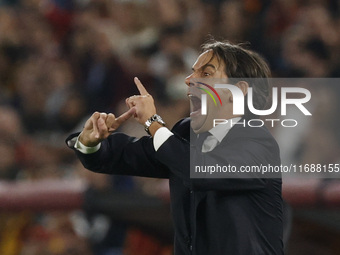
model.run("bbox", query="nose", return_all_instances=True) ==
[185,73,196,87]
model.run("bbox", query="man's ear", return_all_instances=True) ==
[236,81,249,96]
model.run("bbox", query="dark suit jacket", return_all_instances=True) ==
[66,117,283,255]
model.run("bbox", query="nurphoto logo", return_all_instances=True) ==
[191,78,312,128]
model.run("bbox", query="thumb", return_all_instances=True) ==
[95,116,107,138]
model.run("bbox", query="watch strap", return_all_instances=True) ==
[144,114,165,135]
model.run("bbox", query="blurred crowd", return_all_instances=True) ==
[1,0,340,254]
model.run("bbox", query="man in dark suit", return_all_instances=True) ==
[66,41,283,255]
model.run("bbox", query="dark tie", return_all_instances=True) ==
[196,132,210,151]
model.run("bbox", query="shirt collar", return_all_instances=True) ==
[208,117,242,143]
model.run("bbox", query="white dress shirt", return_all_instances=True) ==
[201,117,241,152]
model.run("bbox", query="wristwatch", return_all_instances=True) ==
[144,114,165,135]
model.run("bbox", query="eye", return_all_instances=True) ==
[203,72,211,77]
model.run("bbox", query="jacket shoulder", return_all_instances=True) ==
[228,121,275,141]
[171,117,190,141]
[171,117,190,131]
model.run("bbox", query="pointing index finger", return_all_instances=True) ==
[134,77,148,96]
[114,108,136,127]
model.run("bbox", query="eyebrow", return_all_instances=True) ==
[192,63,217,72]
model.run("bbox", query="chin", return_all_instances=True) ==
[190,115,207,133]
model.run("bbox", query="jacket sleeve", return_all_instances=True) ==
[66,132,169,179]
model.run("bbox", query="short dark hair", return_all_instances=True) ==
[201,40,271,119]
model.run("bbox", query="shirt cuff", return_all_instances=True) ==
[153,127,173,151]
[74,134,101,154]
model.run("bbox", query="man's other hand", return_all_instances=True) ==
[79,109,136,147]
[126,77,156,125]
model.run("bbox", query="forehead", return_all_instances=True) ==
[192,50,224,70]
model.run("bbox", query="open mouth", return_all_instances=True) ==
[188,94,201,116]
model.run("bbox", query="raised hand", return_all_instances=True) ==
[126,77,156,125]
[79,108,136,147]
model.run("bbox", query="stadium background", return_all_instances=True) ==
[1,0,340,254]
